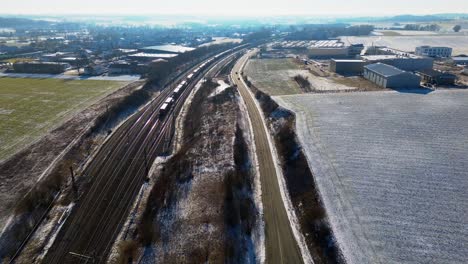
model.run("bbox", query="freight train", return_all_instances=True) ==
[158,46,244,119]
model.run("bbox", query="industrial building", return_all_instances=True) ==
[83,65,106,76]
[452,57,468,65]
[272,40,364,59]
[308,40,349,58]
[108,62,133,74]
[128,52,177,62]
[348,44,365,57]
[139,44,195,54]
[415,46,452,58]
[41,52,74,62]
[329,59,367,75]
[364,63,421,89]
[416,69,457,86]
[361,55,433,72]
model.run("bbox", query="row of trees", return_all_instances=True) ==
[403,24,441,31]
[287,24,375,40]
[403,24,462,32]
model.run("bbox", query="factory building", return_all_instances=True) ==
[272,39,364,59]
[416,69,457,86]
[361,55,433,72]
[308,40,364,59]
[329,59,367,75]
[452,57,468,66]
[364,63,421,89]
[139,44,195,54]
[415,46,452,58]
[128,52,177,62]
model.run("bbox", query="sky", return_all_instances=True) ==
[1,0,467,16]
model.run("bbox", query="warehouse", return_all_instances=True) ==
[416,69,457,86]
[329,59,367,75]
[364,63,421,89]
[361,55,433,72]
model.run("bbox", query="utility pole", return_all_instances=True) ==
[69,166,78,198]
[144,147,149,176]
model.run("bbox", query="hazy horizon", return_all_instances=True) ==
[1,0,467,16]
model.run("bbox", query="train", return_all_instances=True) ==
[158,45,245,119]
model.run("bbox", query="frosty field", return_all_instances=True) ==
[244,58,304,95]
[274,90,468,264]
[343,35,468,55]
[0,77,127,161]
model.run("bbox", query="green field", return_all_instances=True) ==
[0,77,127,161]
[244,58,304,96]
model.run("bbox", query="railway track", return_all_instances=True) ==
[42,47,243,264]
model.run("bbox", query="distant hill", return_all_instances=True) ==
[0,17,52,29]
[335,13,468,24]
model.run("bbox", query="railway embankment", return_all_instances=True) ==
[112,79,263,263]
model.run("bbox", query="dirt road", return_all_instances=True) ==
[232,51,304,264]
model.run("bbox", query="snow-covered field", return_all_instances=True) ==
[342,35,468,55]
[274,89,468,264]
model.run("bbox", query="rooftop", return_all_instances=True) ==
[332,59,365,63]
[365,63,405,77]
[452,57,468,61]
[417,69,456,78]
[141,44,195,54]
[129,53,178,59]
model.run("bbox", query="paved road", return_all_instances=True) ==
[231,51,304,264]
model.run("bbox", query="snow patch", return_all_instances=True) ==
[208,80,231,98]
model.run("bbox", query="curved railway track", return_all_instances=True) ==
[42,47,244,264]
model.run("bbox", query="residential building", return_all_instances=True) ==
[363,63,421,89]
[415,46,452,58]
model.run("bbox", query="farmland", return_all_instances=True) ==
[244,58,304,95]
[274,90,468,264]
[0,77,127,161]
[343,35,468,55]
